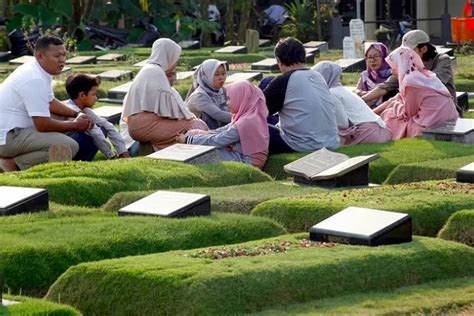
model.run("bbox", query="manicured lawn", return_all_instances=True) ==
[438,209,474,247]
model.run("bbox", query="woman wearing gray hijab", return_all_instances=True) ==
[122,38,208,150]
[186,59,231,129]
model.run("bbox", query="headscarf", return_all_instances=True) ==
[226,81,269,155]
[122,38,194,120]
[192,59,227,106]
[386,46,451,97]
[312,61,343,88]
[360,43,391,91]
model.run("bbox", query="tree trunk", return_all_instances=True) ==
[237,0,251,43]
[226,0,234,43]
[200,0,211,46]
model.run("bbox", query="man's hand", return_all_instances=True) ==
[75,112,94,130]
[73,114,92,132]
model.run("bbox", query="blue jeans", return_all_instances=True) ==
[68,132,98,161]
[268,125,295,155]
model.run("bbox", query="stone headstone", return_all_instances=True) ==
[97,98,123,105]
[343,36,356,59]
[422,119,474,144]
[92,105,122,124]
[215,46,248,54]
[0,51,11,62]
[456,162,474,183]
[284,148,379,187]
[335,58,366,72]
[97,70,133,81]
[0,186,48,216]
[225,72,263,84]
[259,39,271,47]
[133,59,148,67]
[349,19,365,58]
[147,143,220,164]
[9,55,34,64]
[107,81,133,100]
[251,58,279,72]
[176,71,195,81]
[97,53,126,62]
[66,56,97,65]
[435,46,454,56]
[178,40,201,50]
[457,91,469,113]
[118,190,210,218]
[303,41,329,51]
[245,29,260,54]
[309,207,412,246]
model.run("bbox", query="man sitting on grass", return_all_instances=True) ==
[64,74,129,159]
[0,35,92,172]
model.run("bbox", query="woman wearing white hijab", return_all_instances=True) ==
[186,59,231,129]
[122,38,208,150]
[312,61,392,145]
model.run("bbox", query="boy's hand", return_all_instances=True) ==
[176,134,187,143]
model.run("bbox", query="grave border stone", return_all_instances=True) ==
[146,144,220,164]
[456,162,474,183]
[0,186,48,216]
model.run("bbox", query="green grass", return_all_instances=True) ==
[250,277,474,316]
[45,236,474,315]
[0,212,285,296]
[438,209,474,247]
[385,154,474,184]
[0,159,271,207]
[103,181,325,214]
[251,180,474,235]
[0,295,81,316]
[264,138,474,184]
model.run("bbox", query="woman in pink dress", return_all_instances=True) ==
[375,46,458,140]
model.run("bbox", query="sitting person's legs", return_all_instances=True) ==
[268,124,294,155]
[68,132,99,161]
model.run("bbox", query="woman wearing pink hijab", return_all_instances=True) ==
[177,80,270,169]
[375,46,458,139]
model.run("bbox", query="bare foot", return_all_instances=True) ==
[49,144,73,163]
[0,158,18,172]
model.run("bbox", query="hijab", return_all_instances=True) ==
[386,46,451,97]
[226,81,269,155]
[191,59,227,106]
[122,38,194,120]
[312,61,343,88]
[360,43,391,91]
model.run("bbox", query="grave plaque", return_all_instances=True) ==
[0,51,11,62]
[457,91,469,112]
[97,53,126,62]
[343,37,356,59]
[178,40,201,50]
[133,59,148,67]
[98,70,133,81]
[251,58,279,72]
[215,46,248,54]
[147,143,220,164]
[456,162,474,183]
[97,98,123,105]
[422,119,474,144]
[303,41,329,51]
[92,105,122,124]
[66,56,97,65]
[309,207,412,246]
[334,58,366,72]
[349,19,365,58]
[107,81,133,100]
[0,186,48,216]
[245,29,260,54]
[284,148,379,187]
[9,55,34,64]
[176,71,195,81]
[225,72,263,84]
[119,190,210,218]
[259,39,271,47]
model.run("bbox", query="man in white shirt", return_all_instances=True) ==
[0,36,92,171]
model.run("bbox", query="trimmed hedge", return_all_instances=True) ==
[438,209,474,247]
[264,139,474,183]
[0,213,286,295]
[385,155,474,184]
[1,296,81,316]
[103,182,324,213]
[251,181,474,235]
[45,236,474,315]
[251,277,474,316]
[0,159,271,207]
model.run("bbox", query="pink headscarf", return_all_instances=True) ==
[386,46,451,98]
[225,81,269,155]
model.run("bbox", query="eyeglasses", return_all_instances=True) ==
[365,55,382,61]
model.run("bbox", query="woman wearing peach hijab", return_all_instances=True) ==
[376,46,458,139]
[177,80,269,169]
[122,38,207,151]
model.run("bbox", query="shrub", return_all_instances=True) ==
[438,209,474,247]
[45,236,474,315]
[0,159,272,207]
[0,213,286,295]
[251,181,474,235]
[1,295,80,316]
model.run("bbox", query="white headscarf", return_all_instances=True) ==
[122,38,194,120]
